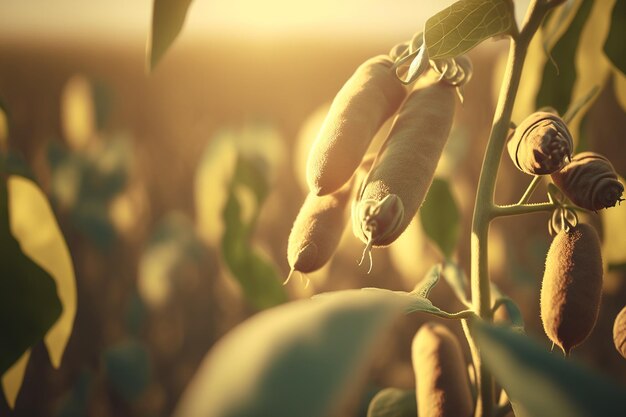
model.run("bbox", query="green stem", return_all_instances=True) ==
[493,202,554,217]
[467,1,554,416]
[517,175,542,205]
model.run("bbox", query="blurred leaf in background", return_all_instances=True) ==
[48,134,132,249]
[103,339,151,402]
[367,387,417,417]
[0,179,62,405]
[536,0,593,115]
[138,212,205,309]
[55,370,92,417]
[221,155,287,309]
[148,0,193,71]
[1,174,77,408]
[419,177,460,260]
[603,0,626,75]
[195,124,287,310]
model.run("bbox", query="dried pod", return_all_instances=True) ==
[551,151,624,211]
[306,55,406,196]
[288,157,372,275]
[507,111,573,175]
[353,76,456,248]
[541,223,603,355]
[613,306,626,360]
[412,323,474,417]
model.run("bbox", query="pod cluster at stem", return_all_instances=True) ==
[285,49,471,281]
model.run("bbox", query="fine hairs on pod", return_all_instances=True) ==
[287,156,373,281]
[353,74,456,252]
[306,55,406,196]
[412,322,474,417]
[541,223,603,355]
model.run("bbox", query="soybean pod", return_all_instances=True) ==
[541,223,603,355]
[287,156,373,281]
[353,75,456,251]
[412,323,474,417]
[306,55,406,196]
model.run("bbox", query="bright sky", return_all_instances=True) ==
[0,0,531,41]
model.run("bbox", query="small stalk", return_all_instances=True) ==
[517,175,542,205]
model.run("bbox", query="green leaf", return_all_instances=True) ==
[441,261,470,305]
[221,155,287,310]
[424,0,516,60]
[536,0,594,115]
[472,322,626,417]
[147,0,193,71]
[318,288,474,320]
[8,175,77,369]
[173,290,404,417]
[0,180,62,376]
[419,178,460,259]
[604,0,626,75]
[367,387,417,417]
[104,339,151,402]
[412,264,441,298]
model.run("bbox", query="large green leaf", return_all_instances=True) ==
[147,0,193,71]
[604,0,626,75]
[473,322,626,417]
[221,155,287,310]
[424,0,516,60]
[419,178,460,259]
[0,180,62,375]
[173,290,404,417]
[317,288,473,320]
[367,387,417,417]
[535,0,593,114]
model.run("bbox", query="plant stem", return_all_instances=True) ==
[493,202,554,217]
[517,175,542,205]
[467,1,554,416]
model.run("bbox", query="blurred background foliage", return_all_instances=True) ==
[1,0,626,416]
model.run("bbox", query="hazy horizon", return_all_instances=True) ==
[1,0,531,43]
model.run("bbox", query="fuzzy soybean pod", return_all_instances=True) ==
[306,55,406,196]
[288,157,373,276]
[412,323,474,417]
[353,77,455,248]
[613,306,626,360]
[507,111,573,175]
[551,152,624,211]
[541,223,603,355]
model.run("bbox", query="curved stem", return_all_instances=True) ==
[468,2,555,416]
